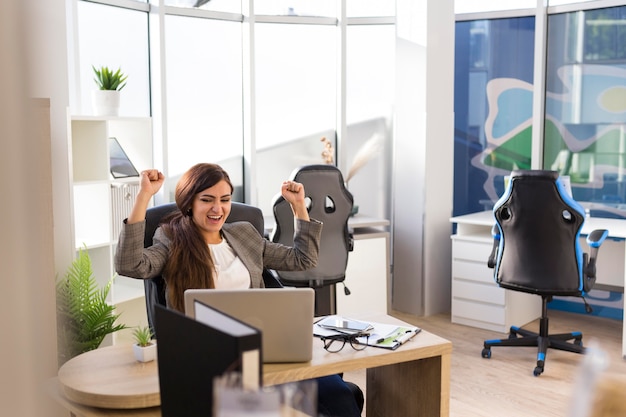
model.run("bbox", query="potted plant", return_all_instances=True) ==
[132,325,156,363]
[56,247,127,366]
[91,65,128,116]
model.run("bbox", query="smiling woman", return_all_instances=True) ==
[114,163,317,312]
[113,162,363,416]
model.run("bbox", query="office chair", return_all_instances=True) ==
[482,170,608,376]
[143,201,282,336]
[270,164,354,316]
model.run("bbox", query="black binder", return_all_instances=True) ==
[155,303,262,417]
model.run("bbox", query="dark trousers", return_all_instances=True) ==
[316,374,362,417]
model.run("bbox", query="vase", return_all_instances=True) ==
[92,90,121,117]
[132,342,157,363]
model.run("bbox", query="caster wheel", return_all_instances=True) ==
[533,366,543,377]
[508,333,517,340]
[574,339,583,347]
[481,348,491,359]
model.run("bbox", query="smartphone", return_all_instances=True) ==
[318,316,372,332]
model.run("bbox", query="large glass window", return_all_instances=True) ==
[254,23,336,214]
[163,15,244,200]
[453,16,536,216]
[75,1,150,117]
[543,5,626,218]
[345,24,395,220]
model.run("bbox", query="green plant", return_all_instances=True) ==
[56,248,127,366]
[92,65,128,91]
[132,326,154,347]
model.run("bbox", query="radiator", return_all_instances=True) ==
[111,182,140,240]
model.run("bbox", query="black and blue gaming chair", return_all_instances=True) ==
[482,170,608,376]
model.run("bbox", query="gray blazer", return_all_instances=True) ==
[114,218,323,289]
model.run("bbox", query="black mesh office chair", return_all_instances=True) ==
[482,170,608,376]
[270,164,354,316]
[143,201,282,336]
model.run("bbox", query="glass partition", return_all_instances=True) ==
[453,16,536,216]
[543,5,626,218]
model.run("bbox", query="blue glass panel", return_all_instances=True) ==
[454,17,536,216]
[543,5,626,219]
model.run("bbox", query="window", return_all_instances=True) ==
[74,1,150,117]
[345,24,395,218]
[254,23,336,214]
[543,5,626,218]
[163,15,244,200]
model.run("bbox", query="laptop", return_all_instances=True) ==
[184,288,315,363]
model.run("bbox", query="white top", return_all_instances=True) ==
[209,240,251,289]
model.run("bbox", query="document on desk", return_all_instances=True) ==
[358,322,421,350]
[313,318,421,350]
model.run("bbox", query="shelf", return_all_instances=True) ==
[70,116,153,314]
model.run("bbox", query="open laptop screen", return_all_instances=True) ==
[109,137,139,178]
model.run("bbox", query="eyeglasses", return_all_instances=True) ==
[320,332,369,353]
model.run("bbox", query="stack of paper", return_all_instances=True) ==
[313,315,421,350]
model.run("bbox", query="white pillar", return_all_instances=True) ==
[392,0,455,316]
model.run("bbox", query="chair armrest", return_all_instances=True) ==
[586,229,608,248]
[584,229,609,282]
[263,269,284,288]
[487,224,500,269]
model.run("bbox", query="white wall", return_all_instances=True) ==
[392,0,455,316]
[0,1,70,415]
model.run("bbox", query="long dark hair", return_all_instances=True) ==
[161,163,233,312]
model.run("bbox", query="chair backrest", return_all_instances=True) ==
[492,169,586,296]
[270,164,354,287]
[143,201,277,335]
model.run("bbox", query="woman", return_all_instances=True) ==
[115,163,362,417]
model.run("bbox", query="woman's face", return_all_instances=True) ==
[191,179,232,243]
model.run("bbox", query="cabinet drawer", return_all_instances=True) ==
[452,260,493,284]
[452,239,493,262]
[453,279,504,305]
[452,298,505,326]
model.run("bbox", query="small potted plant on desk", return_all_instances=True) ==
[91,65,128,116]
[132,326,156,363]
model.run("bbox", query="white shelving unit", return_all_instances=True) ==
[69,116,153,343]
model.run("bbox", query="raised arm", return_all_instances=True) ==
[127,169,165,224]
[281,180,310,222]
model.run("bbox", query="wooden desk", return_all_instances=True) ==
[52,314,452,417]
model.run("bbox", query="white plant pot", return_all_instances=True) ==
[92,90,121,117]
[132,342,157,363]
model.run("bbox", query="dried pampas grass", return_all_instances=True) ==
[345,133,384,183]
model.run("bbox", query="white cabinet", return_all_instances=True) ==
[69,116,153,342]
[450,211,541,333]
[338,230,390,317]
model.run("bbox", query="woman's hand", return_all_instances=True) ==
[281,180,309,221]
[127,169,165,224]
[139,169,165,196]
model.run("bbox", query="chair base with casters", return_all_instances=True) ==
[481,295,586,377]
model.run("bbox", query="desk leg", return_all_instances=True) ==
[366,353,450,417]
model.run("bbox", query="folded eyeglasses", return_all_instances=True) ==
[320,332,369,353]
